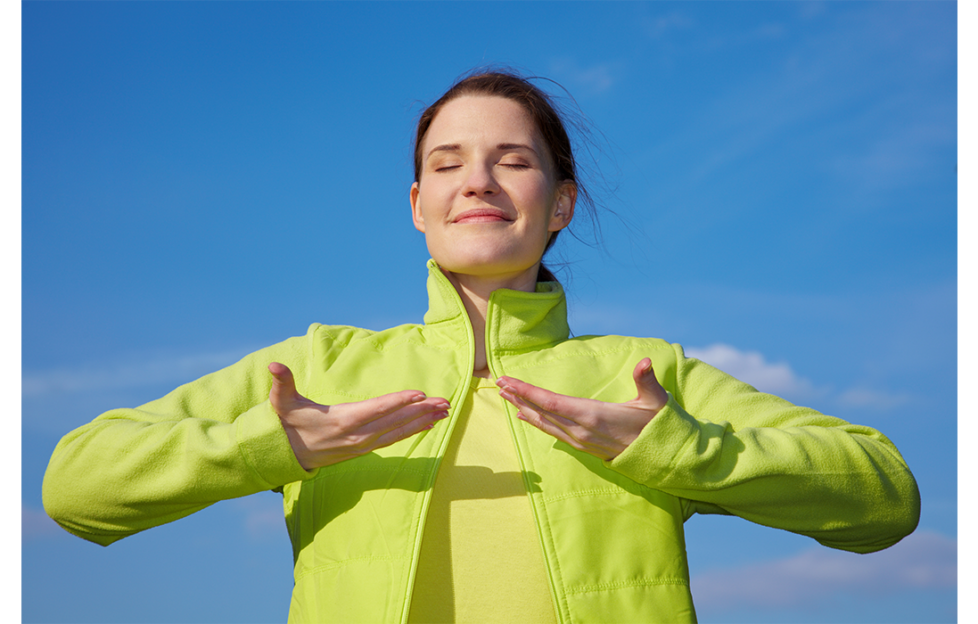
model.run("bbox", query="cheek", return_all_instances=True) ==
[530,173,558,204]
[525,182,559,223]
[419,184,453,216]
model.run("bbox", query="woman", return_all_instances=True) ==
[43,71,920,624]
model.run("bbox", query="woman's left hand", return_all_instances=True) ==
[496,358,668,461]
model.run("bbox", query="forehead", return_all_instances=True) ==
[423,95,541,152]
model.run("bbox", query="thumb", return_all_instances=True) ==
[631,358,668,410]
[268,362,301,413]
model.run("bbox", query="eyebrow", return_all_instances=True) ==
[497,143,538,154]
[427,143,462,156]
[426,143,539,158]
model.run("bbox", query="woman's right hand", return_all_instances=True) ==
[267,362,451,470]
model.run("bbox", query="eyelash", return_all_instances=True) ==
[433,163,530,172]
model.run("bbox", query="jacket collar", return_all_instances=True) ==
[422,259,570,353]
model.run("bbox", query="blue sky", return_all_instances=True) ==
[20,2,958,623]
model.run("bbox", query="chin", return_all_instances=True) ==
[439,260,539,281]
[428,239,546,280]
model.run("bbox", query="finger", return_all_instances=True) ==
[631,358,668,410]
[340,398,450,457]
[513,406,586,450]
[498,387,609,454]
[369,407,451,449]
[268,362,295,387]
[512,404,615,459]
[268,362,302,413]
[365,396,451,433]
[496,377,608,445]
[495,376,594,421]
[337,391,447,427]
[498,387,577,431]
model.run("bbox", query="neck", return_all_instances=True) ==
[441,265,540,377]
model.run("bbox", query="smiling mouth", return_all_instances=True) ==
[453,209,512,223]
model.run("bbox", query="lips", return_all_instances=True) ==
[453,208,512,223]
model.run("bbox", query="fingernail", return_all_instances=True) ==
[434,411,449,420]
[434,401,450,410]
[411,394,426,403]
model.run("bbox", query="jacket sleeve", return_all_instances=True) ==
[608,343,920,554]
[41,326,323,546]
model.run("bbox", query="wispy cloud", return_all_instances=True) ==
[637,2,954,214]
[829,113,956,198]
[753,22,788,40]
[23,347,259,397]
[230,494,287,542]
[799,1,827,20]
[547,59,619,96]
[686,343,914,411]
[837,387,912,411]
[691,530,956,611]
[643,11,694,40]
[685,343,816,398]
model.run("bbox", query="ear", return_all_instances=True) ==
[410,182,425,233]
[549,181,577,232]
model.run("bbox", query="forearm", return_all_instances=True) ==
[609,394,920,553]
[42,331,318,545]
[43,401,307,545]
[609,346,919,553]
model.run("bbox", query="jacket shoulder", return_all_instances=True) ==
[306,321,424,347]
[539,334,682,366]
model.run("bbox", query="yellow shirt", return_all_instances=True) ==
[408,376,557,624]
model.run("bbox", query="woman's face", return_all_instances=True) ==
[410,95,575,282]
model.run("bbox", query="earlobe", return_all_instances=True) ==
[410,182,425,233]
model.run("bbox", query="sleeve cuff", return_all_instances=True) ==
[234,400,319,488]
[607,392,701,486]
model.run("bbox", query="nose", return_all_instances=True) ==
[461,163,499,197]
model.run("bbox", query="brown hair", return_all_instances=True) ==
[413,70,592,283]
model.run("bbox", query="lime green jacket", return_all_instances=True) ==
[43,261,920,624]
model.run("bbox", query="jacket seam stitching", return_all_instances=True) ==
[541,488,629,503]
[312,466,430,478]
[564,578,690,595]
